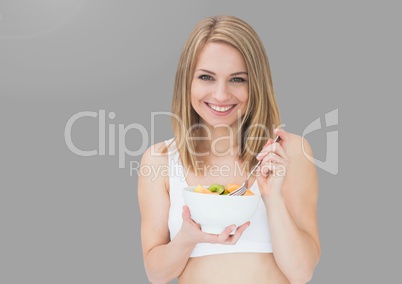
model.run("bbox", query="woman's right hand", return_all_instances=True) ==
[178,205,250,246]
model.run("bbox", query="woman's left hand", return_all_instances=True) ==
[256,128,290,197]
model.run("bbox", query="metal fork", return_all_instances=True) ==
[228,136,280,196]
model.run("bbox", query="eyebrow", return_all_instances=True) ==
[196,69,248,76]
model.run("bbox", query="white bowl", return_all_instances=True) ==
[183,186,261,234]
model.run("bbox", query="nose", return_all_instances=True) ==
[211,81,231,102]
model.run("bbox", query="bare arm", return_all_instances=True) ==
[138,143,249,283]
[257,130,321,284]
[138,144,195,283]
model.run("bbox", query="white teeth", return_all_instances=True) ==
[209,104,234,112]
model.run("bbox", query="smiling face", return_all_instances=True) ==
[190,42,249,129]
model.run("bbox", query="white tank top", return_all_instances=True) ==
[166,139,273,257]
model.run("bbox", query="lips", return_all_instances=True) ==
[206,103,236,113]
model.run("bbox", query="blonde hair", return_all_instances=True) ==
[171,15,281,173]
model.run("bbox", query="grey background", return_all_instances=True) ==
[1,1,400,283]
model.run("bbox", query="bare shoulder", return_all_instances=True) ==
[286,132,314,161]
[139,141,170,192]
[282,132,318,205]
[140,141,169,165]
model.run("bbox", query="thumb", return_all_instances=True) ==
[264,138,274,147]
[182,205,192,222]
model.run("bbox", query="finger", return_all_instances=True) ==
[225,222,250,244]
[257,139,274,160]
[203,225,234,243]
[259,162,274,177]
[260,153,285,169]
[263,152,287,165]
[182,205,198,226]
[264,138,273,147]
[216,225,237,242]
[259,158,287,177]
[258,129,288,160]
[258,142,288,161]
[274,128,289,150]
[182,205,191,221]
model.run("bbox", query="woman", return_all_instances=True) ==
[138,15,320,284]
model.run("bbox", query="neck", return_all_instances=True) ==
[196,122,241,157]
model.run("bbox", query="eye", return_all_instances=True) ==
[199,74,213,81]
[231,77,246,83]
